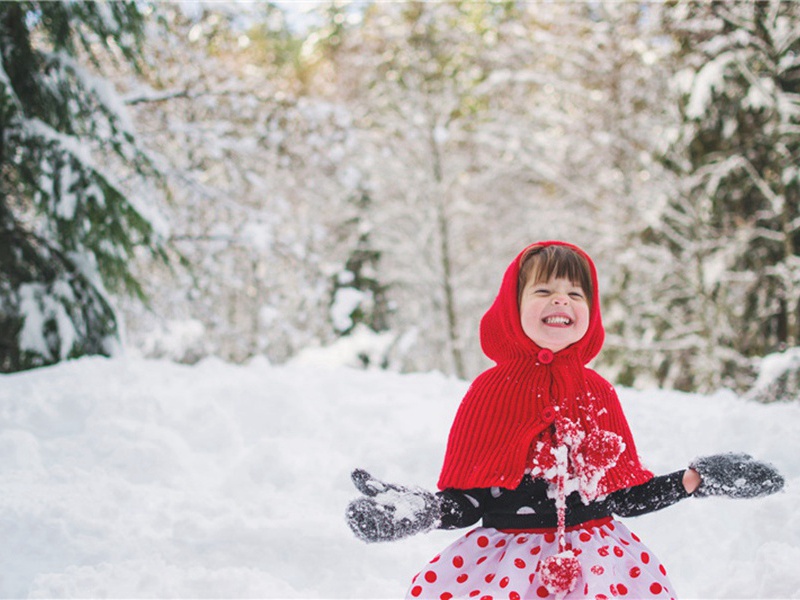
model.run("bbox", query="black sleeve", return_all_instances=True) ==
[607,470,692,517]
[436,488,492,529]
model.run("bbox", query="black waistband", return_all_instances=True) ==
[482,501,611,530]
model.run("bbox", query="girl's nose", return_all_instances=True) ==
[552,294,569,305]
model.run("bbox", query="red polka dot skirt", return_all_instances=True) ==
[405,519,675,599]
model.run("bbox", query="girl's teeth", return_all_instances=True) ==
[545,316,571,324]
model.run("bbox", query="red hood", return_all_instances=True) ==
[480,240,605,365]
[438,241,652,493]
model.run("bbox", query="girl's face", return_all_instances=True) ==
[519,275,590,353]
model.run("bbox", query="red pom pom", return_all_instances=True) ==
[579,429,624,473]
[540,552,581,596]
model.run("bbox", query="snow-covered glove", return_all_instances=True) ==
[690,453,784,498]
[346,469,441,543]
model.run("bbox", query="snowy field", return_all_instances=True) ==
[1,355,799,599]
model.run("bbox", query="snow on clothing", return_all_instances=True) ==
[426,241,667,598]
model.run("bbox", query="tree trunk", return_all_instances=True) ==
[429,123,465,379]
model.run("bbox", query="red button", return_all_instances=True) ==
[541,406,556,423]
[537,348,554,364]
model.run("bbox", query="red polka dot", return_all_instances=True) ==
[514,558,526,569]
[477,556,488,565]
[629,567,641,578]
[641,552,651,564]
[537,586,550,598]
[425,571,437,583]
[530,545,542,555]
[618,584,628,595]
[410,586,422,598]
[517,536,528,544]
[477,536,490,548]
[650,583,663,594]
[457,574,469,584]
[631,532,641,542]
[453,556,464,568]
[509,593,521,600]
[499,577,510,589]
[580,532,592,542]
[596,596,609,600]
[659,564,667,576]
[431,554,441,563]
[608,522,616,531]
[591,565,605,576]
[529,573,537,584]
[496,539,507,548]
[544,532,556,543]
[598,546,610,557]
[485,574,496,583]
[613,546,624,558]
[469,591,480,598]
[620,538,630,546]
[480,596,493,600]
[440,594,453,600]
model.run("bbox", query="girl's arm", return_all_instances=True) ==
[608,453,782,518]
[606,470,694,517]
[437,488,492,529]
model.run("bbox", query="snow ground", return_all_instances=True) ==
[1,356,798,599]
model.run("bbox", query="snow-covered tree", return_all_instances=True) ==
[648,0,800,392]
[115,5,389,365]
[308,1,598,377]
[0,1,166,372]
[531,2,680,387]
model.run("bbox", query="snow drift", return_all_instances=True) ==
[1,356,798,598]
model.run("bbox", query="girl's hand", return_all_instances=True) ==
[689,453,784,498]
[346,469,441,543]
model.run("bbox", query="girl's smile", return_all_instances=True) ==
[519,276,590,352]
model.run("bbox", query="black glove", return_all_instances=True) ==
[690,452,784,498]
[346,469,441,543]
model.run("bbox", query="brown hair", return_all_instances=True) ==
[518,245,593,308]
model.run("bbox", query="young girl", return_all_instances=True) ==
[347,241,783,599]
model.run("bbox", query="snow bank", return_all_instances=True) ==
[0,357,798,598]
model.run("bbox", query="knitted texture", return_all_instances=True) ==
[347,469,441,543]
[438,241,653,494]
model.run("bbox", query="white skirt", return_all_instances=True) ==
[405,518,675,599]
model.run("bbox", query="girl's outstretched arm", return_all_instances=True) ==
[609,453,783,518]
[607,471,692,517]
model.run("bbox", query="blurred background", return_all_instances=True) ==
[2,0,799,398]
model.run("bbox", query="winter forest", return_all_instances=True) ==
[1,0,799,397]
[2,2,800,599]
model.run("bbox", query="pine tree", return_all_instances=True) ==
[0,2,165,372]
[652,0,800,392]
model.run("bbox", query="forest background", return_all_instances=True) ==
[2,0,800,398]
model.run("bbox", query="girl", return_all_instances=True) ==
[347,241,783,599]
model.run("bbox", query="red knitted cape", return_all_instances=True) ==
[437,241,653,494]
